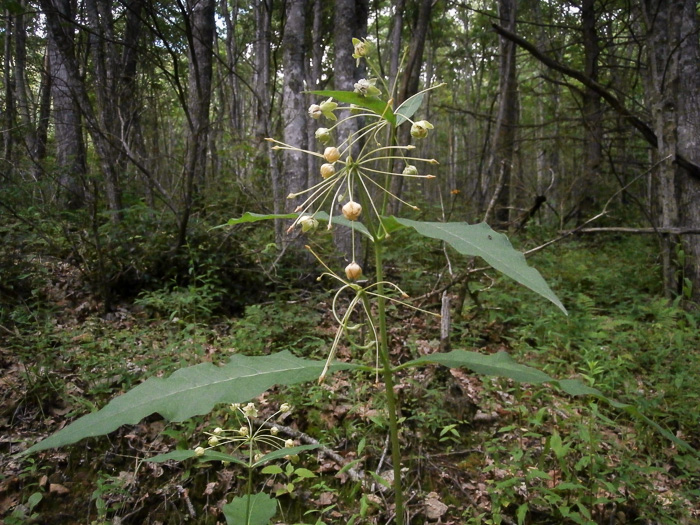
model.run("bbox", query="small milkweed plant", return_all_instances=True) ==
[24,37,687,525]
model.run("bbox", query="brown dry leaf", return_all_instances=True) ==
[316,491,335,506]
[49,483,70,495]
[424,491,448,521]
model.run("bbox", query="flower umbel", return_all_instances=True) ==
[193,402,298,467]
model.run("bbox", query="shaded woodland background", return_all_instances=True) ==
[1,0,699,308]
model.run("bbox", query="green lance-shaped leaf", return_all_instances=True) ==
[307,90,396,125]
[382,218,567,313]
[24,352,358,454]
[223,493,278,525]
[225,212,373,239]
[395,92,425,126]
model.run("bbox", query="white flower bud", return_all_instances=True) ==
[208,436,219,446]
[345,262,362,281]
[320,163,336,179]
[315,128,332,144]
[352,38,371,61]
[402,165,418,175]
[285,439,295,448]
[280,403,292,413]
[323,147,340,163]
[342,201,362,221]
[243,403,258,418]
[353,78,381,97]
[308,104,322,119]
[230,403,241,412]
[254,453,264,462]
[239,426,249,436]
[213,427,223,435]
[410,120,433,139]
[299,215,319,233]
[194,446,205,457]
[271,426,280,436]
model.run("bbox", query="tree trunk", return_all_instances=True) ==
[390,0,433,215]
[484,0,518,226]
[2,10,15,174]
[642,0,700,303]
[85,0,123,219]
[281,0,308,217]
[333,0,368,254]
[45,0,87,210]
[576,0,603,224]
[177,0,216,249]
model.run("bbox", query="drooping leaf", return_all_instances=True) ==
[223,493,277,525]
[25,352,358,454]
[382,218,566,313]
[306,90,396,125]
[395,92,425,126]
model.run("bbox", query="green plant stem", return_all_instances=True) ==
[245,446,254,524]
[374,239,405,525]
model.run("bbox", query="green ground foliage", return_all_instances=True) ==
[1,226,698,524]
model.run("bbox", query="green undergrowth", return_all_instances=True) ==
[2,233,699,524]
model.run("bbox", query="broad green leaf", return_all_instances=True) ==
[395,92,424,126]
[223,493,277,525]
[306,90,396,125]
[25,352,358,454]
[383,217,566,313]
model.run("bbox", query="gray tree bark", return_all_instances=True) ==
[642,0,700,302]
[483,0,518,226]
[45,0,87,210]
[281,0,308,216]
[178,0,216,248]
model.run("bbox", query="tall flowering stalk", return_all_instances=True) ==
[267,38,444,524]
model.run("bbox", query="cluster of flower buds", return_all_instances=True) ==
[192,402,295,461]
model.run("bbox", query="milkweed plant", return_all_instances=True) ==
[24,37,687,525]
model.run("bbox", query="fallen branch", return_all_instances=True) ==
[560,227,700,235]
[253,418,365,482]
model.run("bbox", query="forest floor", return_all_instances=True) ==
[1,235,699,525]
